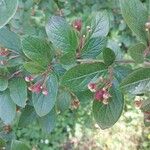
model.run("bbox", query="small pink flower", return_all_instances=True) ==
[72,19,82,31]
[25,76,34,82]
[88,83,97,92]
[94,89,105,101]
[29,83,42,94]
[94,88,111,103]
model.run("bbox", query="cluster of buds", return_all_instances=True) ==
[25,76,48,96]
[94,88,111,105]
[72,19,82,32]
[88,81,112,105]
[0,48,9,56]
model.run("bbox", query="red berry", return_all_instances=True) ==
[72,19,82,31]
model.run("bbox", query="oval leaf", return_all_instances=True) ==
[61,63,107,91]
[93,84,124,129]
[22,36,53,67]
[103,48,116,66]
[45,16,78,53]
[81,37,107,59]
[128,43,146,64]
[91,11,110,38]
[120,0,148,43]
[0,90,16,124]
[33,74,58,117]
[0,0,18,29]
[9,77,27,107]
[0,76,8,91]
[120,68,150,94]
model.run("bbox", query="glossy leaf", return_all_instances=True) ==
[93,83,124,129]
[0,76,8,91]
[61,63,107,91]
[81,37,107,59]
[120,0,148,43]
[24,61,45,74]
[33,74,58,117]
[91,11,109,38]
[0,27,22,52]
[120,68,150,94]
[22,36,53,67]
[45,16,78,53]
[0,90,16,124]
[9,77,27,107]
[0,0,18,29]
[57,89,71,112]
[103,48,116,66]
[128,43,146,63]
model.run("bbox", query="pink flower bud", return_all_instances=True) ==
[42,88,48,96]
[72,19,82,31]
[88,83,97,92]
[134,100,142,108]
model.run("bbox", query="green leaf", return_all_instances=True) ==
[120,68,150,94]
[0,27,22,52]
[90,11,109,38]
[103,48,116,66]
[38,109,57,133]
[61,63,107,91]
[22,36,53,67]
[120,0,148,43]
[81,37,107,59]
[0,76,8,91]
[93,83,124,129]
[114,66,132,83]
[0,0,18,29]
[57,89,71,112]
[9,77,27,108]
[24,62,45,74]
[60,52,76,66]
[11,140,30,150]
[128,43,146,63]
[18,106,37,127]
[45,16,78,53]
[0,90,16,124]
[33,74,58,117]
